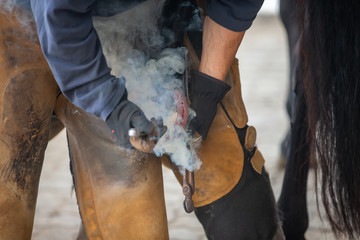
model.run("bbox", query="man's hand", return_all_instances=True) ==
[189,70,231,140]
[129,118,166,153]
[106,91,153,149]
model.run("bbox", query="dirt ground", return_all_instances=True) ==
[31,15,337,240]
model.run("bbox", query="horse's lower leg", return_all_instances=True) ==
[278,1,309,237]
[278,0,299,166]
[278,79,310,240]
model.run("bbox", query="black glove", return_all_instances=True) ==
[189,70,231,140]
[106,91,152,148]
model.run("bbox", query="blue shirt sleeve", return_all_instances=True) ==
[30,0,126,120]
[206,0,264,32]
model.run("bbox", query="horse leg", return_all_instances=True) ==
[277,0,310,238]
[277,58,310,239]
[0,6,59,239]
[278,0,300,168]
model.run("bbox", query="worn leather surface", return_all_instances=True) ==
[222,59,249,128]
[181,6,283,238]
[194,145,281,240]
[164,33,248,208]
[55,95,169,240]
[0,7,58,240]
[193,105,244,207]
[48,116,65,140]
[251,149,265,175]
[245,125,256,151]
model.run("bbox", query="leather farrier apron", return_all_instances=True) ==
[0,1,284,240]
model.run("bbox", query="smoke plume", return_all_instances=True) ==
[93,0,202,171]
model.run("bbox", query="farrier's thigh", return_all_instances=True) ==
[54,95,169,240]
[0,6,59,240]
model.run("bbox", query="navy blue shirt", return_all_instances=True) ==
[30,0,263,120]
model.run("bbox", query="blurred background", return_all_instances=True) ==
[31,2,336,239]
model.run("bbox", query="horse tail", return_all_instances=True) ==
[297,0,360,238]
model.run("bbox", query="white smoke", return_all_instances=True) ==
[93,0,202,171]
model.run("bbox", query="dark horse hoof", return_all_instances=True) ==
[278,196,308,240]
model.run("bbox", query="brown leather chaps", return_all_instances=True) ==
[0,3,283,240]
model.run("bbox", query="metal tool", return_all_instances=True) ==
[181,61,196,213]
[128,118,165,153]
[182,168,195,213]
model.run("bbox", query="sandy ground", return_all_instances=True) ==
[31,15,337,240]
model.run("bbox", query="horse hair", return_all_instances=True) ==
[298,0,360,238]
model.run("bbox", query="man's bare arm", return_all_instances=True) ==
[199,16,245,82]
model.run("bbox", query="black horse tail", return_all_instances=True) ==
[298,0,360,238]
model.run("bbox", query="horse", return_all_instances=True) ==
[277,0,360,239]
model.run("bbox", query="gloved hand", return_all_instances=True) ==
[189,70,231,140]
[106,91,153,149]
